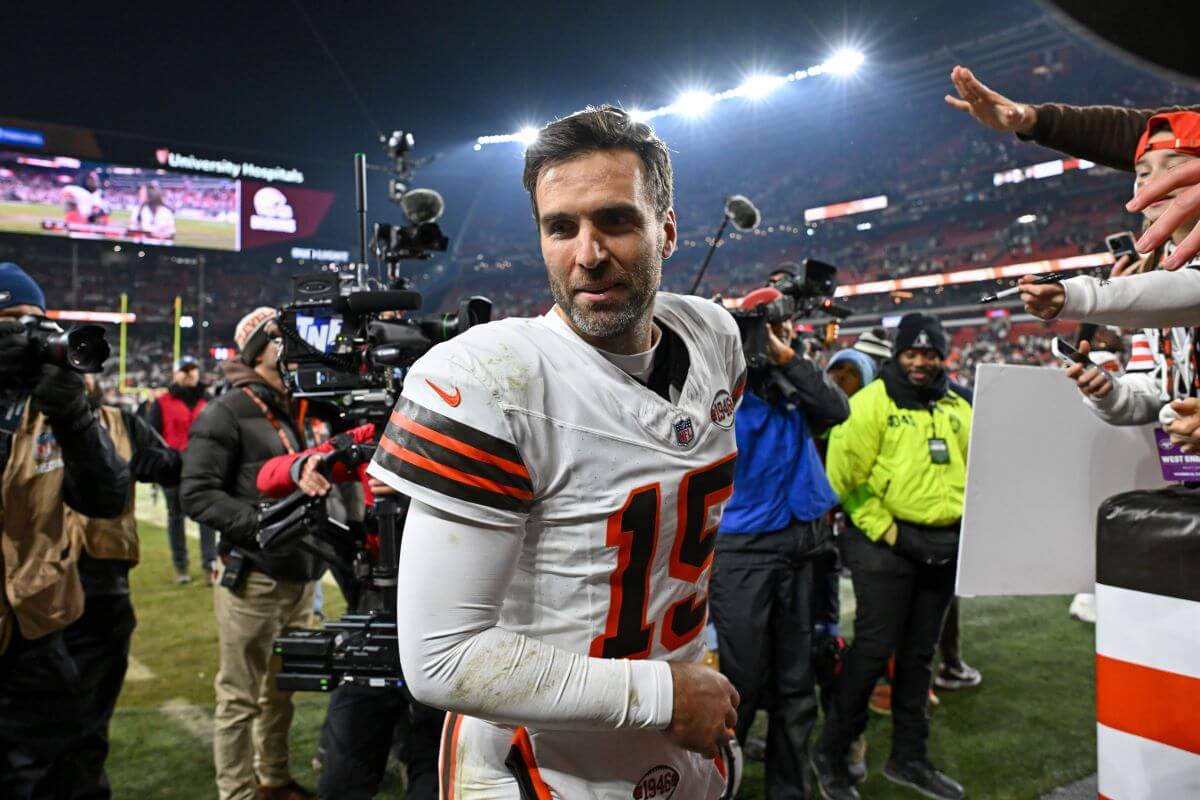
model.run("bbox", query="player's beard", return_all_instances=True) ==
[547,237,662,342]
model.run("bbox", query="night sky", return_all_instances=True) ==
[3,1,1030,163]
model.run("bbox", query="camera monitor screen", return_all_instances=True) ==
[0,151,240,250]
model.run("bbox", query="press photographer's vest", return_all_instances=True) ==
[158,391,205,451]
[64,406,138,564]
[0,403,84,647]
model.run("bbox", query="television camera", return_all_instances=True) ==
[728,258,853,371]
[275,133,490,426]
[259,437,404,691]
[267,130,490,692]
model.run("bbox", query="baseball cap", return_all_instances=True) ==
[1134,112,1200,165]
[174,355,199,372]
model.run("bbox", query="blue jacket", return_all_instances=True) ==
[720,389,841,534]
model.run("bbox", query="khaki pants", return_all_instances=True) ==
[212,566,316,800]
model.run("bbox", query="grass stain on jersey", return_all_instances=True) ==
[485,345,532,393]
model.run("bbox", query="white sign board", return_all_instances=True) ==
[958,364,1167,596]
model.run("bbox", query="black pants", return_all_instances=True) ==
[709,522,822,800]
[0,630,84,800]
[940,596,961,667]
[163,484,216,573]
[317,683,443,800]
[61,594,136,800]
[818,529,955,764]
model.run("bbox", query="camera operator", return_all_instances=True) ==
[709,286,848,799]
[813,313,970,800]
[63,372,181,800]
[181,307,322,800]
[0,262,131,799]
[255,425,442,800]
[148,354,215,585]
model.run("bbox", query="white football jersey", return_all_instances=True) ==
[372,292,745,798]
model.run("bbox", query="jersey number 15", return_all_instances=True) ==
[590,453,737,660]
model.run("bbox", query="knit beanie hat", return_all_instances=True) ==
[0,262,46,312]
[853,327,892,360]
[234,307,278,365]
[827,349,878,386]
[893,313,948,358]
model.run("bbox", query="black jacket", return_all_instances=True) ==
[761,354,851,435]
[180,361,319,582]
[120,407,181,487]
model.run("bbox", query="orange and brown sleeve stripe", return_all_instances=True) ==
[376,396,534,513]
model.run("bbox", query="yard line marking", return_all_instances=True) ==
[125,656,156,682]
[160,697,213,746]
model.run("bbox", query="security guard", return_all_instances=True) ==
[812,313,970,800]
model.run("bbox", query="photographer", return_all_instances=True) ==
[181,307,321,800]
[709,286,848,800]
[63,373,181,800]
[0,262,131,799]
[813,313,970,800]
[255,425,442,800]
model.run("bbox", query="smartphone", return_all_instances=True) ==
[1051,337,1096,368]
[1106,232,1138,262]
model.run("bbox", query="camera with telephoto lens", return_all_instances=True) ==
[10,316,111,375]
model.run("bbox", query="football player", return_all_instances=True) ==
[367,106,746,798]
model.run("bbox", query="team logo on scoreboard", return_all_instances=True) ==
[155,148,169,165]
[710,389,735,429]
[250,187,297,233]
[672,416,695,447]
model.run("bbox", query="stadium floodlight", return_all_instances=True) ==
[674,90,716,117]
[824,48,865,76]
[473,143,482,151]
[737,74,786,99]
[628,108,652,122]
[1017,213,1038,224]
[517,127,540,146]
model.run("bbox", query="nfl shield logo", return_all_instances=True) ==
[672,417,695,446]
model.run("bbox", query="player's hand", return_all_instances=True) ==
[297,455,331,497]
[1128,159,1200,268]
[944,65,1036,134]
[368,476,397,497]
[1064,341,1113,400]
[666,662,739,759]
[1166,398,1200,453]
[1017,276,1065,320]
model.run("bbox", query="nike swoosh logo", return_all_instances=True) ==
[425,379,462,408]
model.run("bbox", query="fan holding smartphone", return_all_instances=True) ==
[1023,114,1200,461]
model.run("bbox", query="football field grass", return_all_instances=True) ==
[0,201,238,250]
[110,491,1096,798]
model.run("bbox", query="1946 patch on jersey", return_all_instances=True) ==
[709,389,735,429]
[633,765,679,799]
